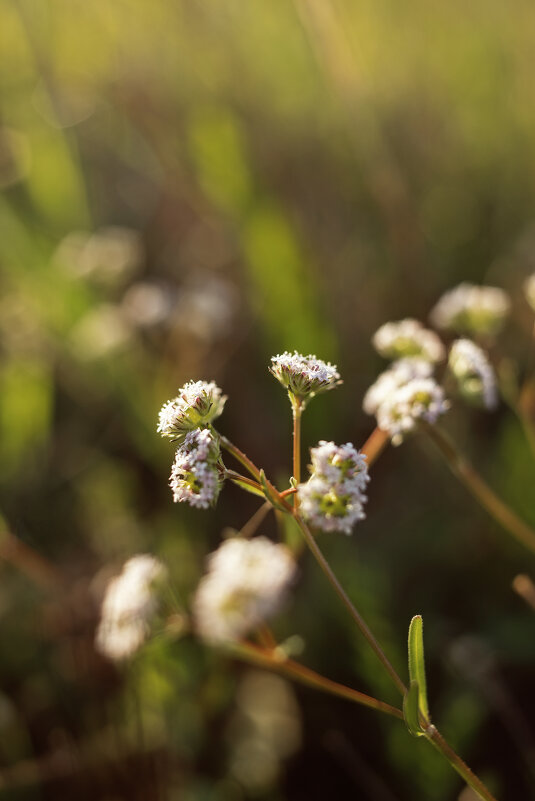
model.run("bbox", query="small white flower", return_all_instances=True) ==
[448,339,498,410]
[270,351,341,405]
[157,380,226,442]
[372,319,445,363]
[95,554,168,661]
[430,283,510,337]
[297,441,369,534]
[193,537,296,644]
[297,475,367,534]
[376,377,449,445]
[524,273,535,312]
[169,429,222,509]
[309,441,369,493]
[363,358,433,415]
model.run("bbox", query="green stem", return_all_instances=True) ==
[425,725,498,801]
[292,397,303,510]
[424,424,535,556]
[218,433,262,482]
[231,641,404,720]
[224,470,264,494]
[292,512,407,696]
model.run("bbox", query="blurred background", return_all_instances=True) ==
[1,1,535,798]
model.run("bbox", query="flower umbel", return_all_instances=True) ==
[448,339,498,410]
[376,377,449,445]
[193,537,296,644]
[430,283,510,337]
[157,380,226,443]
[297,441,369,534]
[372,319,445,363]
[95,554,168,661]
[270,351,341,406]
[363,358,434,416]
[169,428,223,508]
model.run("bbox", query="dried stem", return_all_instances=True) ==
[361,426,390,467]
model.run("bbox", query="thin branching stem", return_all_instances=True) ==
[218,433,262,482]
[292,397,303,510]
[361,426,390,467]
[231,641,404,720]
[424,424,535,555]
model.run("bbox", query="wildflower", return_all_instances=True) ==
[363,358,433,415]
[524,273,535,312]
[372,319,445,363]
[270,351,341,407]
[430,283,511,337]
[448,339,498,410]
[297,441,369,534]
[157,380,226,443]
[193,537,296,644]
[169,428,223,508]
[95,554,168,661]
[376,378,449,445]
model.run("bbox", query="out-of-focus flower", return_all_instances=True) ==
[448,339,498,410]
[174,276,239,342]
[270,351,341,406]
[95,555,168,661]
[70,303,133,360]
[121,281,174,329]
[169,429,223,508]
[157,380,226,443]
[375,378,449,445]
[363,358,433,416]
[297,441,369,534]
[54,227,143,290]
[430,283,510,337]
[372,318,445,362]
[193,537,296,644]
[524,273,535,312]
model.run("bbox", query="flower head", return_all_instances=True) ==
[95,554,168,661]
[193,537,296,644]
[297,441,369,534]
[448,339,497,410]
[157,380,226,443]
[270,351,341,406]
[430,283,510,337]
[169,428,223,508]
[524,273,535,312]
[372,319,445,363]
[363,358,433,415]
[375,377,449,445]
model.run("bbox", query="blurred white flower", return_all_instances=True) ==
[157,380,226,443]
[193,537,296,644]
[363,358,433,415]
[376,377,449,445]
[70,303,133,360]
[524,273,535,312]
[270,351,341,405]
[430,283,510,337]
[54,227,143,290]
[448,339,498,410]
[175,276,239,341]
[372,318,445,362]
[121,281,174,328]
[95,554,168,661]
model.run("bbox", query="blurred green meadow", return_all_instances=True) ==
[1,1,535,799]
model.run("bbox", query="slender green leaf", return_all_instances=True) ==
[259,469,287,511]
[403,680,425,738]
[229,478,266,499]
[408,615,430,720]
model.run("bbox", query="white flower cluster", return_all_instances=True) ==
[448,339,497,410]
[169,428,222,508]
[524,273,535,312]
[157,380,226,443]
[270,351,340,405]
[430,283,510,337]
[363,360,449,445]
[193,537,296,644]
[372,318,445,363]
[95,555,168,661]
[297,441,369,534]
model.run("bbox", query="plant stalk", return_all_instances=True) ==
[425,725,499,801]
[292,397,303,510]
[424,424,535,555]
